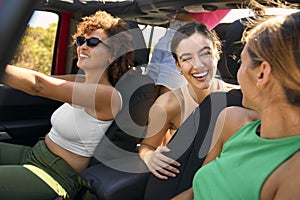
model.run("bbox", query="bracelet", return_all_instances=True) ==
[139,142,157,151]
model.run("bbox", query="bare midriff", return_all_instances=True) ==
[45,134,91,173]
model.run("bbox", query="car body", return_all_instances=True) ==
[0,0,299,199]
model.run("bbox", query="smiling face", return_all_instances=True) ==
[76,29,111,72]
[72,10,134,86]
[175,32,218,90]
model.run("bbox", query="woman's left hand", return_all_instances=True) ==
[143,146,181,179]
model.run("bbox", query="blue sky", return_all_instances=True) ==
[28,11,59,28]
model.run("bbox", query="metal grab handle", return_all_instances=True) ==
[0,131,12,140]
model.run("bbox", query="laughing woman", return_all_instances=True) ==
[0,10,134,199]
[139,22,236,180]
[173,11,300,200]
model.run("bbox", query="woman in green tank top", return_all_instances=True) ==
[172,8,300,200]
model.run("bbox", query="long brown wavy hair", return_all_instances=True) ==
[244,11,300,106]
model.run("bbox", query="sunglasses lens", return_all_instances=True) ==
[87,38,100,47]
[76,36,108,48]
[76,36,86,46]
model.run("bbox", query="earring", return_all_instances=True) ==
[180,71,183,75]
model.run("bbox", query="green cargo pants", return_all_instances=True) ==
[0,141,80,200]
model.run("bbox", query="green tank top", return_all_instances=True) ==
[193,120,300,200]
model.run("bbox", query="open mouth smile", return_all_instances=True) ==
[192,70,209,79]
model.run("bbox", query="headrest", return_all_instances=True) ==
[223,18,247,81]
[214,18,248,85]
[126,21,150,67]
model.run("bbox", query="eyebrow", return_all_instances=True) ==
[179,46,211,60]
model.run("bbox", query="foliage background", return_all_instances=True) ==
[10,23,57,75]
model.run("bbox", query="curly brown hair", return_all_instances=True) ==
[73,10,134,86]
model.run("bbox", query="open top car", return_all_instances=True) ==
[0,0,299,200]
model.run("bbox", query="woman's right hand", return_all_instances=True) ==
[143,146,181,179]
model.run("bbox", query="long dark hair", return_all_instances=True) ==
[170,22,221,62]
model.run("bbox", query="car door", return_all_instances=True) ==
[0,85,62,146]
[0,8,63,146]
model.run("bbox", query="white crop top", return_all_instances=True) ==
[48,103,114,157]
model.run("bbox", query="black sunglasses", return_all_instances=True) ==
[75,36,110,48]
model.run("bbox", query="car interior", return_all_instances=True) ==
[0,0,299,199]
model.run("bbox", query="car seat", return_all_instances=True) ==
[223,18,248,83]
[78,70,155,200]
[126,21,150,68]
[214,18,248,84]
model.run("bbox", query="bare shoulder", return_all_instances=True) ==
[274,151,300,199]
[153,89,182,114]
[222,106,260,127]
[202,106,260,165]
[217,106,260,142]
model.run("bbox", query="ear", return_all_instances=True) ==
[175,61,183,74]
[214,50,220,61]
[256,61,271,88]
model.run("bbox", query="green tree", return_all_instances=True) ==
[10,22,58,75]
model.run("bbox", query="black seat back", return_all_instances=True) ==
[126,21,150,67]
[223,18,248,82]
[78,70,155,200]
[144,90,243,200]
[214,19,248,84]
[93,69,155,161]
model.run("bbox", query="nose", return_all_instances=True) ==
[191,56,205,69]
[236,66,242,84]
[79,41,88,49]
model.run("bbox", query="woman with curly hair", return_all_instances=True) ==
[0,10,134,199]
